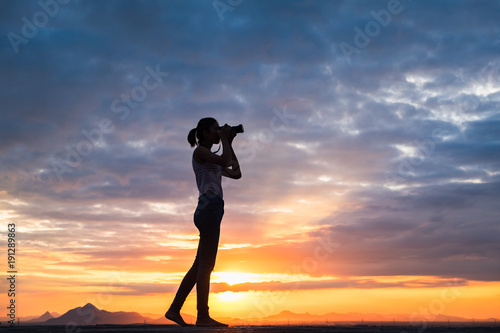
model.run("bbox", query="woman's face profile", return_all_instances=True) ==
[205,121,220,145]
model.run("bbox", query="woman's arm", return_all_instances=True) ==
[222,139,241,179]
[193,126,241,179]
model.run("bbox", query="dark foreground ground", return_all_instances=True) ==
[0,325,499,333]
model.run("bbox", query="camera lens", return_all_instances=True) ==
[218,124,244,134]
[232,124,244,134]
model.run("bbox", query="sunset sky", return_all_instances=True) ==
[1,0,499,323]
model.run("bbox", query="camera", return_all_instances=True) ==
[218,124,244,134]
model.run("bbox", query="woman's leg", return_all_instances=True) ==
[193,195,227,326]
[195,224,220,317]
[165,257,199,326]
[168,256,199,311]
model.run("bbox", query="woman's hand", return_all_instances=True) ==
[217,124,231,140]
[227,127,237,144]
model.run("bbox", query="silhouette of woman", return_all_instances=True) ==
[165,118,241,327]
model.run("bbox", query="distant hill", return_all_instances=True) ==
[150,312,196,325]
[229,310,492,325]
[253,310,388,324]
[25,311,55,323]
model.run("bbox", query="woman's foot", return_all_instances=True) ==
[165,309,193,327]
[196,316,228,327]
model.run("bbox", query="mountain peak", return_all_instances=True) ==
[43,303,149,325]
[82,303,99,311]
[25,310,54,323]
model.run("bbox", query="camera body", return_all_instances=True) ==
[218,124,244,134]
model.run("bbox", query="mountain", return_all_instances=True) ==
[25,311,54,323]
[41,303,152,325]
[262,310,387,324]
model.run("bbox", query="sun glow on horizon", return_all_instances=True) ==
[215,291,245,302]
[212,271,261,285]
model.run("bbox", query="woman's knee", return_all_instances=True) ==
[198,260,215,273]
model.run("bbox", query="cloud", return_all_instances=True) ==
[211,276,469,293]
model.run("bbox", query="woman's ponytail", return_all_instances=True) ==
[187,128,198,147]
[187,117,217,148]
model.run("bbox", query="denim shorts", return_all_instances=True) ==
[193,193,224,267]
[194,192,224,229]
